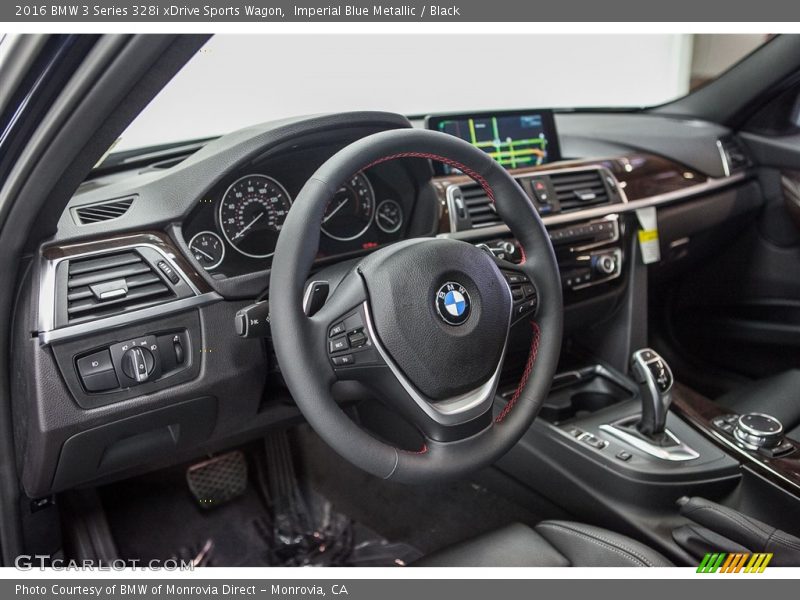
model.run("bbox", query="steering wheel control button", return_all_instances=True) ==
[502,269,538,322]
[331,354,355,367]
[326,307,382,370]
[435,281,471,326]
[347,330,367,349]
[329,336,349,354]
[516,299,538,316]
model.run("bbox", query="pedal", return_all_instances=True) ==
[186,451,247,510]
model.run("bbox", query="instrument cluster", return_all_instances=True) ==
[181,147,416,279]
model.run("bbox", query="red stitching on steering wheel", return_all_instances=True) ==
[360,152,495,202]
[360,152,532,265]
[495,321,541,423]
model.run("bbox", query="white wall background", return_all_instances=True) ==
[117,34,694,152]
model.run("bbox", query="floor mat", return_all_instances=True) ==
[292,425,552,555]
[99,462,272,566]
[98,444,421,567]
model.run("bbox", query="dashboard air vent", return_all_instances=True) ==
[73,196,135,225]
[461,183,502,228]
[717,136,750,175]
[65,251,176,323]
[550,170,610,212]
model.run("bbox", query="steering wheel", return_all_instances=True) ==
[270,128,562,483]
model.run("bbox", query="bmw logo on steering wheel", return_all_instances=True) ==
[435,281,471,326]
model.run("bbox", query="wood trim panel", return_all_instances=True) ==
[42,230,213,294]
[672,382,800,496]
[433,152,708,234]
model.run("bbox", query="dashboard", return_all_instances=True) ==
[16,109,757,498]
[180,143,423,278]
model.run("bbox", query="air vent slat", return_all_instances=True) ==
[67,263,151,288]
[550,169,610,212]
[74,196,134,225]
[64,250,177,324]
[467,205,495,215]
[67,283,171,316]
[456,183,501,228]
[125,272,162,288]
[718,136,750,174]
[67,252,142,276]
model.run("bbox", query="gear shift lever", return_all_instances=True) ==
[600,348,696,460]
[630,348,674,437]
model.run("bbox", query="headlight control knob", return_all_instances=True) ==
[734,413,784,449]
[121,346,155,383]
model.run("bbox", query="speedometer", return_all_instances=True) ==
[218,174,292,258]
[321,172,375,241]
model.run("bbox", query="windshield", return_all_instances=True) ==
[115,33,768,153]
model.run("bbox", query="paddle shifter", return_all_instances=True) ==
[630,348,674,437]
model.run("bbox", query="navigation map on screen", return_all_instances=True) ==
[428,111,560,175]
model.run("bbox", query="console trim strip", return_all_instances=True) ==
[438,172,748,242]
[38,292,222,345]
[600,418,700,462]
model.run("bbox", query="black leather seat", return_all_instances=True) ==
[718,369,800,440]
[415,521,672,567]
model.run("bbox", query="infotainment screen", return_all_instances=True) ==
[425,110,561,175]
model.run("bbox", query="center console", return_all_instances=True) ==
[480,215,623,293]
[493,348,800,563]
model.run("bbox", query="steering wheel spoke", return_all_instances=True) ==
[320,286,497,442]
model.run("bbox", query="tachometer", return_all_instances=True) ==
[219,174,292,258]
[188,231,225,270]
[321,172,375,241]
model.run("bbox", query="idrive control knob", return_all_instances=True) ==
[734,413,784,449]
[121,346,155,382]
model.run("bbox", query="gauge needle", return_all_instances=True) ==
[378,213,395,225]
[193,247,215,261]
[233,211,264,240]
[323,197,349,223]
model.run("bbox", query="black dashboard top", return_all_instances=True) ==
[53,109,735,299]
